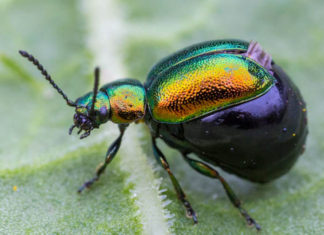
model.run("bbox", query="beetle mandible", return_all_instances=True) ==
[19,39,308,231]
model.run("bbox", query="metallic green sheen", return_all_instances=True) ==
[100,78,144,93]
[76,92,91,106]
[100,79,146,123]
[145,39,249,88]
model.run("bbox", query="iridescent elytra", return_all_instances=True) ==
[19,39,308,231]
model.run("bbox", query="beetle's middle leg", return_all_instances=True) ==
[152,137,198,224]
[182,154,261,231]
[78,124,128,193]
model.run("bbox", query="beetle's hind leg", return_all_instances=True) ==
[152,137,198,224]
[182,154,261,231]
[78,124,128,193]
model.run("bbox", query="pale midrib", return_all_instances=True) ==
[81,0,171,234]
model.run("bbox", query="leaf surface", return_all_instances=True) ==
[1,0,324,234]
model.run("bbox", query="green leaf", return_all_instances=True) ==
[1,0,324,234]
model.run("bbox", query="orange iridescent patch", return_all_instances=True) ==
[107,84,146,124]
[147,53,275,123]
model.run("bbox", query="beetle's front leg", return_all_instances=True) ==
[78,124,128,193]
[152,137,198,224]
[182,154,261,231]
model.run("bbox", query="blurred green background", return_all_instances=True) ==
[0,0,323,234]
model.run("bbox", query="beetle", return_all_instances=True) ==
[19,39,308,230]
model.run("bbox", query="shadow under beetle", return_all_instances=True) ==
[19,39,308,231]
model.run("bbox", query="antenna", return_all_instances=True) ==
[89,67,100,115]
[18,50,76,107]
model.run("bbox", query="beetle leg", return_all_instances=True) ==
[182,154,261,231]
[78,124,128,193]
[152,137,198,224]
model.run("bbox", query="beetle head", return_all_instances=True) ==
[70,93,110,139]
[69,68,110,139]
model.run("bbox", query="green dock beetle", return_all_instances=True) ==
[19,39,308,230]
